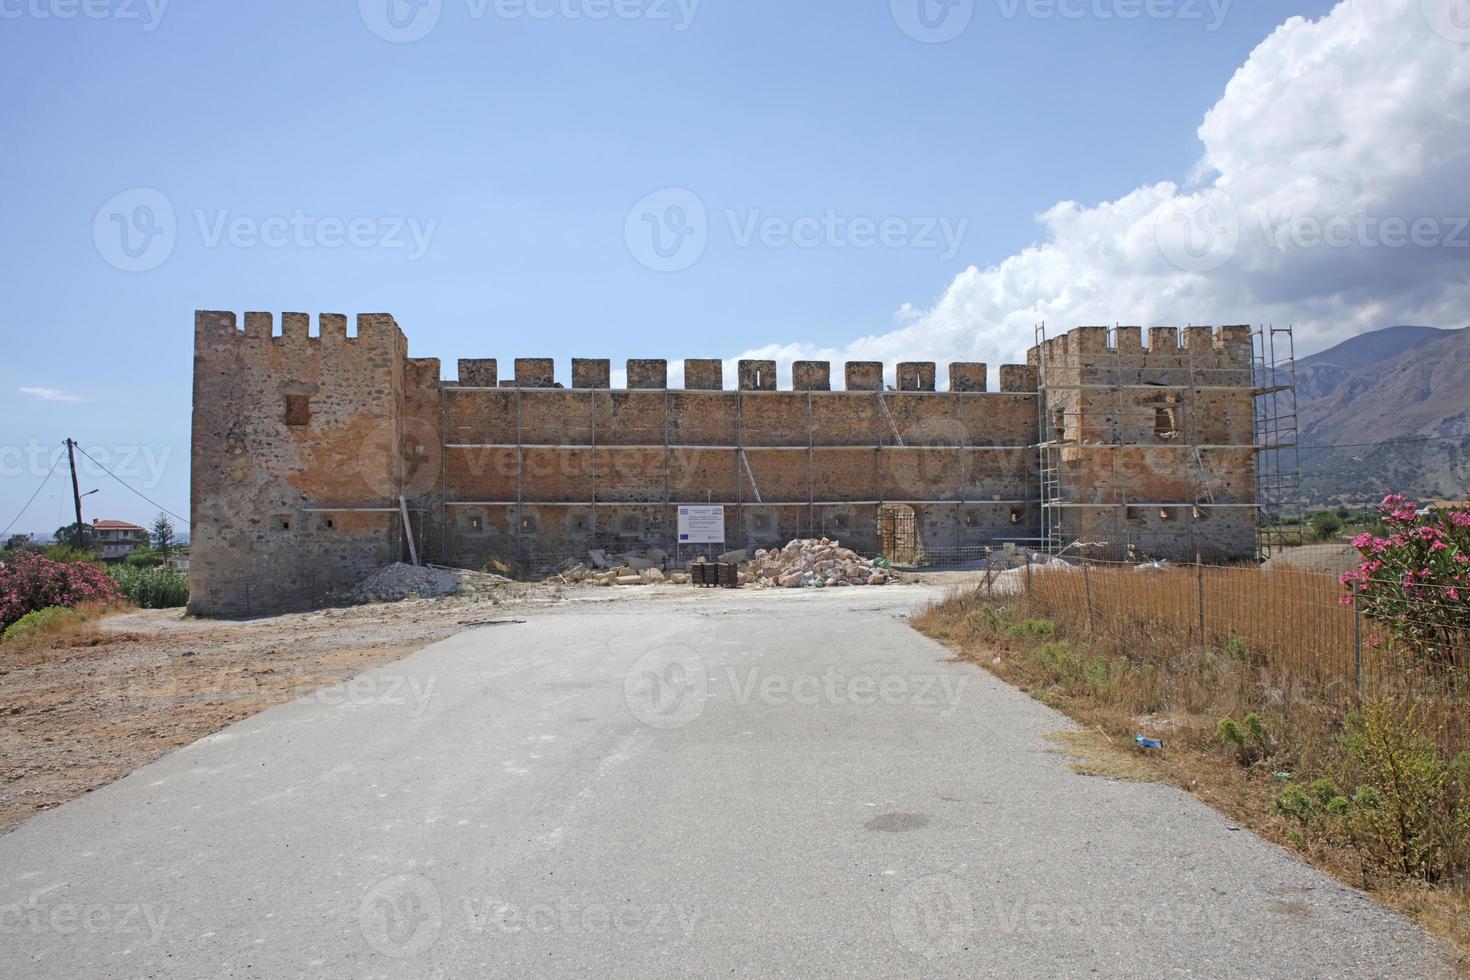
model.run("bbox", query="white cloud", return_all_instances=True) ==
[19,387,82,402]
[740,0,1470,385]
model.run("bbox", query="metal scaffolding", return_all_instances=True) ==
[1034,323,1298,561]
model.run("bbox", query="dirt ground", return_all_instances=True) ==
[0,581,584,832]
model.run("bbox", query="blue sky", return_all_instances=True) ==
[0,0,1444,532]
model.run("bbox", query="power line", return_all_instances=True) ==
[1297,434,1469,451]
[72,445,189,526]
[0,450,64,541]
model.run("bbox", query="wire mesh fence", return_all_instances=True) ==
[994,557,1469,755]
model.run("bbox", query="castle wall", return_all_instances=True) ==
[189,314,1262,614]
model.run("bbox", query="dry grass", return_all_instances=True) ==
[913,565,1470,968]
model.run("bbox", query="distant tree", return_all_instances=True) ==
[125,545,164,567]
[3,533,37,552]
[150,513,176,561]
[1309,511,1345,543]
[54,522,97,551]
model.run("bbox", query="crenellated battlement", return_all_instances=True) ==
[194,310,407,350]
[443,357,1026,392]
[1031,324,1255,366]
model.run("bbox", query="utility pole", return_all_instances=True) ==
[66,438,85,551]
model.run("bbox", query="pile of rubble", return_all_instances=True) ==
[349,563,513,603]
[548,563,690,587]
[746,539,894,589]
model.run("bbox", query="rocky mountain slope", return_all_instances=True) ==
[1293,326,1470,506]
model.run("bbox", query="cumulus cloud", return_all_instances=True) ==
[738,0,1470,386]
[18,387,81,402]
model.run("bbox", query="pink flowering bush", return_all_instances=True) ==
[1343,494,1470,669]
[0,550,122,631]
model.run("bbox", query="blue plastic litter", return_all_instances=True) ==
[1135,735,1164,751]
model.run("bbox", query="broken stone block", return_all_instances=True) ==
[615,575,644,586]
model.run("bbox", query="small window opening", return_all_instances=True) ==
[285,394,311,427]
[324,518,334,530]
[280,520,291,531]
[752,513,771,532]
[1154,404,1180,439]
[468,515,483,531]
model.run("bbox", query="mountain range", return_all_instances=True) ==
[1292,325,1470,508]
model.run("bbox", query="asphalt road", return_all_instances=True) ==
[0,585,1454,978]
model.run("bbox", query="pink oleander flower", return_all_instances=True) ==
[1451,511,1470,528]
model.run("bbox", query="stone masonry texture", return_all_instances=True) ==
[188,312,1260,615]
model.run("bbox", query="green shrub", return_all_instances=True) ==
[124,546,164,567]
[1337,701,1470,882]
[1218,712,1273,765]
[1275,778,1350,832]
[1005,618,1055,641]
[962,607,1009,633]
[2,606,85,646]
[110,565,189,609]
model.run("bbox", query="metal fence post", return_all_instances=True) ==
[1082,562,1095,645]
[1025,557,1033,598]
[1352,580,1363,699]
[1196,553,1206,644]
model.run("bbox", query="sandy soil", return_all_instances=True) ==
[0,582,581,832]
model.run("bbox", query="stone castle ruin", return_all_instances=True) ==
[188,311,1264,616]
